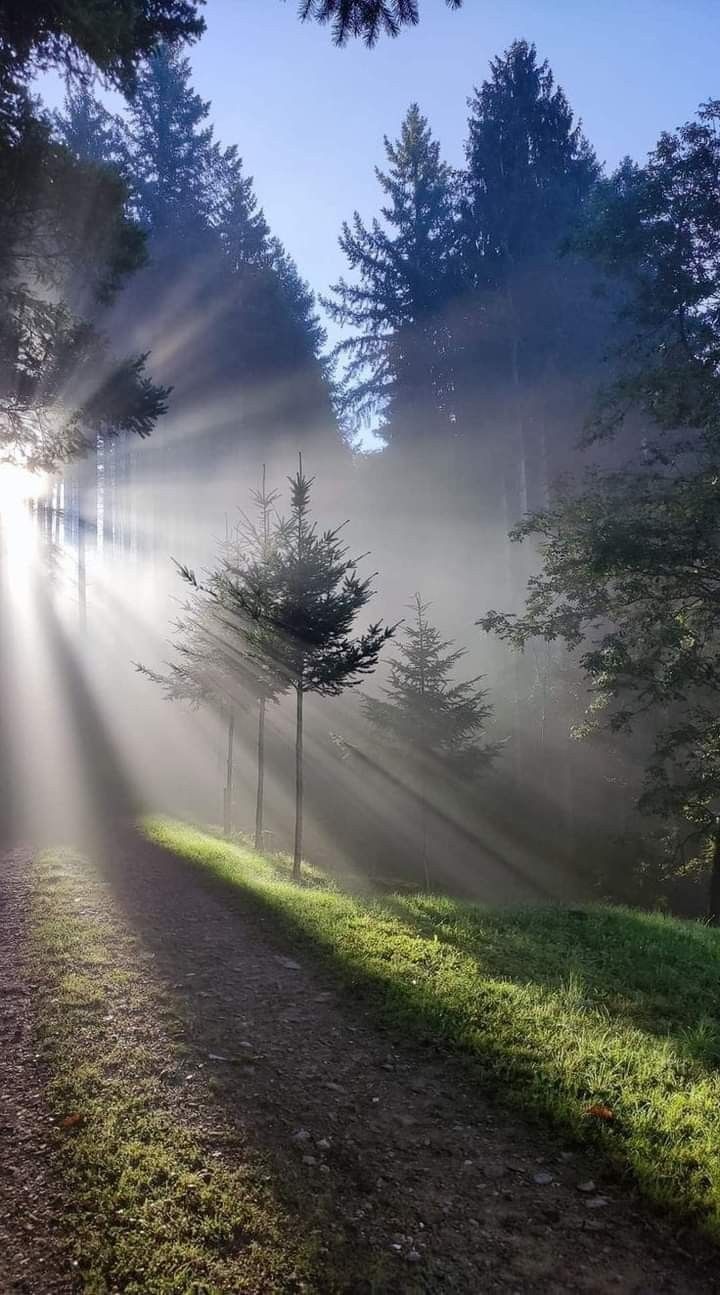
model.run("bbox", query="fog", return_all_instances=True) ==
[0,29,708,918]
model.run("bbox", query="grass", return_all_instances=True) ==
[144,815,720,1241]
[31,849,325,1294]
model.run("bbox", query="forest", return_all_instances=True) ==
[2,2,720,1292]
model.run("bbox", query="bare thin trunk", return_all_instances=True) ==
[223,711,235,836]
[254,696,266,852]
[421,793,430,891]
[293,686,303,881]
[78,515,87,632]
[709,825,720,926]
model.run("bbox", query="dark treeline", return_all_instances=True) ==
[4,8,717,915]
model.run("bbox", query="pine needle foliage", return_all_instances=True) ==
[364,594,498,779]
[298,0,462,47]
[480,101,720,921]
[218,459,394,876]
[136,471,291,836]
[324,103,458,442]
[220,461,394,700]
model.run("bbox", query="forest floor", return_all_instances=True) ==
[1,828,720,1294]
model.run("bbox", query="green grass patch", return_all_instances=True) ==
[31,848,323,1294]
[143,816,720,1240]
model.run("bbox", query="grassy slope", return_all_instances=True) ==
[144,816,720,1240]
[32,849,322,1294]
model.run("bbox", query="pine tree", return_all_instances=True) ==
[364,594,497,886]
[299,0,462,45]
[463,41,598,281]
[107,46,340,462]
[53,78,128,170]
[0,5,201,472]
[0,1,203,130]
[221,459,394,879]
[324,103,459,446]
[124,43,227,241]
[136,469,290,840]
[480,101,720,922]
[458,40,601,512]
[0,101,167,472]
[214,150,272,270]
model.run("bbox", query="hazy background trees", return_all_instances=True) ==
[8,10,720,909]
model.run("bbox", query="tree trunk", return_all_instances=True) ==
[709,825,720,925]
[78,511,87,632]
[223,710,235,836]
[254,696,266,852]
[420,792,430,891]
[293,686,303,881]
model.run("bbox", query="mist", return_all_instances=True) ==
[4,6,720,1292]
[0,32,699,914]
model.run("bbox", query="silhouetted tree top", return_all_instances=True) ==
[53,77,128,170]
[0,0,204,99]
[124,42,223,239]
[325,103,458,440]
[462,40,599,276]
[298,0,462,46]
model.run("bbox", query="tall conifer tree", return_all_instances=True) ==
[458,40,601,512]
[124,43,226,241]
[54,79,127,171]
[325,103,459,446]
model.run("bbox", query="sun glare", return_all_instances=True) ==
[0,463,46,511]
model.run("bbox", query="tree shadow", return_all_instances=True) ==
[138,823,720,1117]
[375,889,720,1070]
[73,819,720,1265]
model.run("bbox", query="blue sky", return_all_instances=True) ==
[41,0,720,322]
[185,0,720,306]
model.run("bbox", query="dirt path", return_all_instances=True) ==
[2,833,719,1293]
[0,849,75,1294]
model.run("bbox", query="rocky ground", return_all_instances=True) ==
[1,832,718,1293]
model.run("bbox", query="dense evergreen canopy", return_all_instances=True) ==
[325,103,458,444]
[481,102,720,917]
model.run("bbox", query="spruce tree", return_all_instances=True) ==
[0,1,203,128]
[299,1,462,45]
[480,101,720,922]
[0,101,167,472]
[458,40,601,511]
[136,469,289,841]
[103,47,340,461]
[364,595,497,886]
[221,459,394,878]
[215,151,272,270]
[463,41,598,281]
[324,103,459,446]
[53,78,128,171]
[124,43,227,241]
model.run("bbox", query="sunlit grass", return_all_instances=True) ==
[144,816,720,1239]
